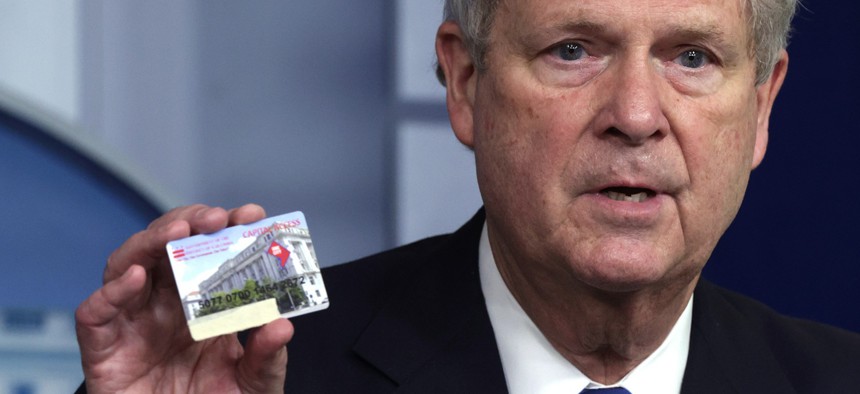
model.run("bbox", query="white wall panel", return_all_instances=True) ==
[395,121,482,245]
[0,1,79,123]
[396,0,446,102]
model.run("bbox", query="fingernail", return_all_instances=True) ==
[121,265,138,281]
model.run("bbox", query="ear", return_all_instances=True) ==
[436,21,478,148]
[751,49,788,169]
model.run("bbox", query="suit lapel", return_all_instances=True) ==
[351,214,804,393]
[681,280,796,393]
[352,210,508,393]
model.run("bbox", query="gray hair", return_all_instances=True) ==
[438,0,797,86]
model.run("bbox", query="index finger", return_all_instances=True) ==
[103,204,268,284]
[227,203,267,227]
[103,205,230,283]
[103,219,190,284]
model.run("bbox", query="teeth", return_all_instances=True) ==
[604,190,649,202]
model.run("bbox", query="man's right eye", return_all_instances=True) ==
[553,42,587,61]
[674,49,712,69]
[535,40,605,87]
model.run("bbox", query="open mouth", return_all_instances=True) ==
[600,187,656,203]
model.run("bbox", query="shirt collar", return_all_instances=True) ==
[479,223,692,394]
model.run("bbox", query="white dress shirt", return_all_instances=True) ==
[479,224,693,394]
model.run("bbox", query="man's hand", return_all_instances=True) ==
[75,204,294,393]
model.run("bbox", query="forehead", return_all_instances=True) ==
[493,0,751,48]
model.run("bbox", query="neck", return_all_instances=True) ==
[489,232,698,384]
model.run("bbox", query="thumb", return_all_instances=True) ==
[236,318,294,393]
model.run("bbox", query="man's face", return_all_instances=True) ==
[441,0,787,292]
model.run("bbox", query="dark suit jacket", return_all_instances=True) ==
[285,210,860,393]
[75,210,860,393]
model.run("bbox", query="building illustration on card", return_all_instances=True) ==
[179,220,329,322]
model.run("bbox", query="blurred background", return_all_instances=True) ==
[0,1,857,392]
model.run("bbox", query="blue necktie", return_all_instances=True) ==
[579,388,632,394]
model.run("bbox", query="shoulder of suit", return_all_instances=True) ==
[696,280,860,379]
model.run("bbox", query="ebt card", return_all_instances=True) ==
[167,211,329,341]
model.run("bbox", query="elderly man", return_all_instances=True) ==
[75,0,860,393]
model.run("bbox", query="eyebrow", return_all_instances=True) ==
[664,24,731,48]
[514,20,612,54]
[520,20,610,44]
[551,20,609,36]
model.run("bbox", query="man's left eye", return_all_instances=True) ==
[675,49,710,68]
[552,42,588,61]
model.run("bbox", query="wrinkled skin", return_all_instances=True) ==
[437,0,787,382]
[75,204,294,393]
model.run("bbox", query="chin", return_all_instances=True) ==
[571,246,678,294]
[580,271,664,294]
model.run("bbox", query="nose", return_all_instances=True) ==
[594,55,669,145]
